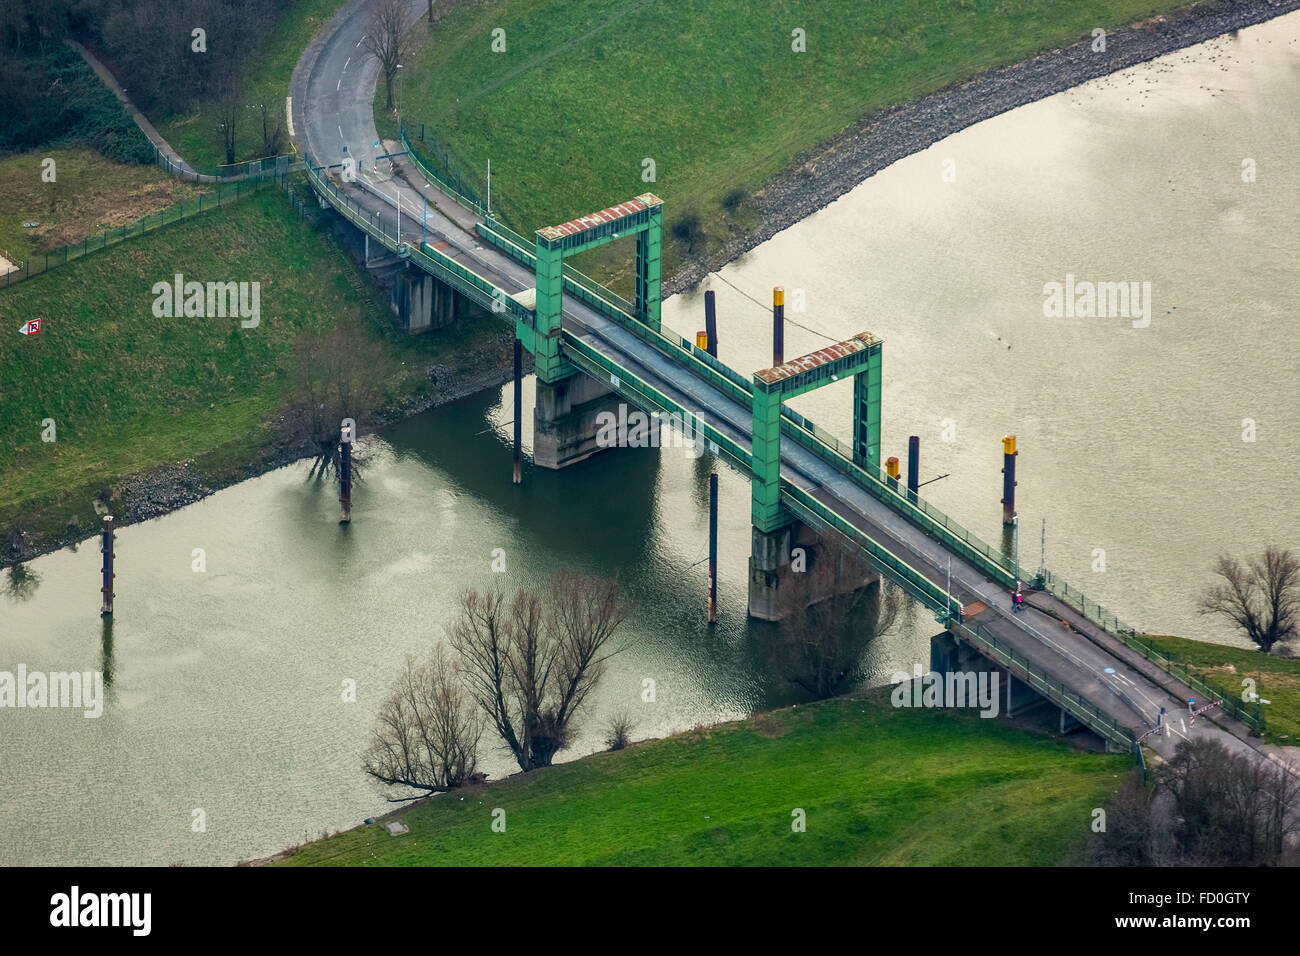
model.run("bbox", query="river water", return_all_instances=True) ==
[3,14,1298,865]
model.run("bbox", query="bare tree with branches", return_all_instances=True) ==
[1198,546,1300,654]
[451,572,630,772]
[770,533,903,699]
[1157,738,1300,865]
[1091,739,1300,866]
[284,327,387,477]
[363,0,407,113]
[363,646,483,798]
[214,66,240,165]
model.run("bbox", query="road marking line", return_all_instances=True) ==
[339,125,344,140]
[337,77,342,90]
[344,56,351,70]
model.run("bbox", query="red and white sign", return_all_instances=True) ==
[19,319,40,335]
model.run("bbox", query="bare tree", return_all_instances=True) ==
[451,572,630,772]
[770,534,903,699]
[214,68,240,165]
[1198,546,1300,654]
[1155,738,1300,865]
[1088,771,1159,866]
[257,102,285,158]
[285,327,387,476]
[604,711,634,751]
[363,646,483,798]
[363,0,406,113]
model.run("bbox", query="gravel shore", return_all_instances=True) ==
[666,0,1300,294]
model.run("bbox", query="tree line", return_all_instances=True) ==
[1,0,292,162]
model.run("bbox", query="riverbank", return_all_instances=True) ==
[382,0,1300,296]
[0,341,516,569]
[0,189,518,570]
[1142,634,1300,745]
[266,689,1130,867]
[667,0,1300,293]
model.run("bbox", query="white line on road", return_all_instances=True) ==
[338,125,344,140]
[337,77,342,90]
[344,56,351,70]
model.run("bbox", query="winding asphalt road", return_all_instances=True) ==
[289,0,1296,774]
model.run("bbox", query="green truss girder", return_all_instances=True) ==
[531,196,663,383]
[751,333,882,533]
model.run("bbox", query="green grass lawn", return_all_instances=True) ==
[155,0,348,170]
[0,148,200,265]
[278,692,1130,866]
[0,186,490,552]
[1141,634,1300,744]
[392,0,1202,291]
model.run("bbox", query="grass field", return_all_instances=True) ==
[1142,634,1300,744]
[0,187,493,554]
[278,692,1130,866]
[155,0,347,170]
[392,0,1202,290]
[0,148,200,266]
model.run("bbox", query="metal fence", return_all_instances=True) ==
[1040,577,1266,734]
[303,154,532,324]
[951,618,1138,750]
[1,175,276,289]
[400,124,490,220]
[151,143,301,183]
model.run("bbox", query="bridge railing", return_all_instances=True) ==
[1040,569,1266,734]
[780,483,965,624]
[1,175,274,288]
[778,408,1019,590]
[950,618,1138,751]
[304,154,533,324]
[560,330,753,471]
[401,125,490,220]
[475,218,639,318]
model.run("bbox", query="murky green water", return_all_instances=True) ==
[3,13,1298,865]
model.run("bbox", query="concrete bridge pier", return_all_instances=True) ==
[389,267,466,333]
[929,631,1004,709]
[533,372,655,469]
[747,521,877,621]
[931,631,1101,736]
